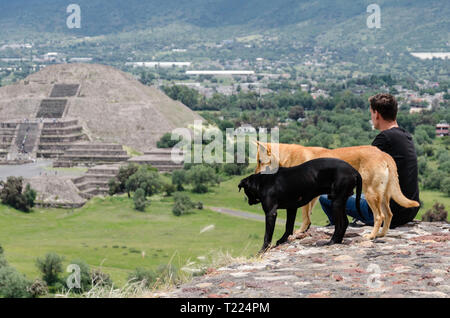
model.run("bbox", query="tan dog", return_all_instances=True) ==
[255,142,420,239]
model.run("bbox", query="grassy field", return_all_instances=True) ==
[0,193,283,288]
[0,172,448,290]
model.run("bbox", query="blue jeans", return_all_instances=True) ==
[319,194,374,226]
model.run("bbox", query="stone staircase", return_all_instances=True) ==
[128,148,185,172]
[0,122,18,160]
[37,119,87,159]
[72,164,122,199]
[49,84,80,98]
[15,123,41,154]
[36,99,68,118]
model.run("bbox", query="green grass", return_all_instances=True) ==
[418,190,450,221]
[0,173,448,290]
[0,194,283,288]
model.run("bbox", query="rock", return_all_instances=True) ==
[254,275,298,281]
[229,272,248,278]
[358,240,375,248]
[307,290,331,298]
[196,282,213,288]
[334,255,354,262]
[151,222,450,299]
[411,290,448,298]
[208,294,229,298]
[219,281,235,289]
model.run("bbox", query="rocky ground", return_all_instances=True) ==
[154,221,449,298]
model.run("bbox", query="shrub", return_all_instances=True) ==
[222,162,248,176]
[186,165,219,193]
[90,269,113,288]
[163,183,176,196]
[155,264,179,285]
[108,178,121,196]
[172,170,187,191]
[66,259,91,293]
[172,192,196,216]
[0,245,7,269]
[421,203,448,222]
[109,164,139,196]
[27,279,48,298]
[35,253,64,286]
[0,266,32,298]
[23,184,37,208]
[133,188,147,212]
[423,170,441,190]
[0,177,36,212]
[157,133,179,148]
[441,177,450,197]
[128,268,157,288]
[125,166,163,198]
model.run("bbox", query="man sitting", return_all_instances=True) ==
[319,93,420,228]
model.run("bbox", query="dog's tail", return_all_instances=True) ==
[386,155,420,208]
[355,172,363,218]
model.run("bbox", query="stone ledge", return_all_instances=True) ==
[153,221,450,298]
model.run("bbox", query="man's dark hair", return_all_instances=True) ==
[369,93,398,121]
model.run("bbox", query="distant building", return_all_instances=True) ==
[436,122,449,137]
[186,70,255,76]
[126,62,191,68]
[69,57,93,63]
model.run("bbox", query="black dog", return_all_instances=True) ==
[238,158,362,254]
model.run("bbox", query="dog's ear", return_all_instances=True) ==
[238,178,247,192]
[257,141,269,154]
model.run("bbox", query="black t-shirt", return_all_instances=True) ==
[371,127,420,227]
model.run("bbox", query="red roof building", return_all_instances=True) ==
[436,122,449,137]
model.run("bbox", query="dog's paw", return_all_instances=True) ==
[363,233,376,240]
[257,245,272,256]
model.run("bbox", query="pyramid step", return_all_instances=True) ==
[39,134,85,143]
[41,126,83,136]
[64,149,128,156]
[75,181,110,191]
[61,155,130,162]
[43,119,79,128]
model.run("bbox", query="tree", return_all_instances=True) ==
[172,170,187,191]
[35,253,64,286]
[133,188,147,212]
[125,166,162,197]
[66,259,91,293]
[186,165,220,193]
[172,192,196,216]
[0,177,36,212]
[441,177,450,197]
[157,133,180,148]
[0,266,32,298]
[288,106,305,120]
[109,164,139,196]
